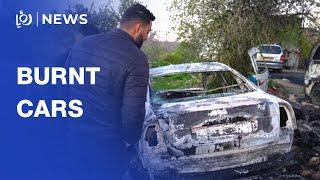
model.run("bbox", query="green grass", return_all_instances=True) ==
[152,73,202,91]
[268,79,281,89]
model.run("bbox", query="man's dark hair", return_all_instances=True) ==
[120,3,155,25]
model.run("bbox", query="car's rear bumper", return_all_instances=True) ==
[257,61,284,70]
[145,129,294,178]
[162,151,295,179]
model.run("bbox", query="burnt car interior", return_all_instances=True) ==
[151,71,252,103]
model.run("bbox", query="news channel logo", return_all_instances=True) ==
[16,10,32,28]
[16,10,88,28]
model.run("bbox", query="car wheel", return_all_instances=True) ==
[310,83,320,106]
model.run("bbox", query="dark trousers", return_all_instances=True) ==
[66,133,129,180]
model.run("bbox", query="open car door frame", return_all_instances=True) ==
[248,47,269,92]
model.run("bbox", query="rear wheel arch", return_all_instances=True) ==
[279,103,297,129]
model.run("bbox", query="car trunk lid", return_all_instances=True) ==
[156,92,280,154]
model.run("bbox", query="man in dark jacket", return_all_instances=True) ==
[66,4,155,179]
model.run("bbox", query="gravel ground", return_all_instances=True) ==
[261,79,320,180]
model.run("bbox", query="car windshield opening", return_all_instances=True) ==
[151,71,252,104]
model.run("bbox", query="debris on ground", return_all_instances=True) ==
[265,78,320,180]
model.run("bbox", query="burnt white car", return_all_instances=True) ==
[305,43,320,105]
[139,62,296,179]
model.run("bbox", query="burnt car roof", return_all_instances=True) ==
[150,62,232,77]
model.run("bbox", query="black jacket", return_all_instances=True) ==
[66,29,149,144]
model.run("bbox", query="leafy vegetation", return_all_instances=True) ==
[170,0,320,74]
[145,42,199,68]
[152,73,201,91]
[68,0,140,36]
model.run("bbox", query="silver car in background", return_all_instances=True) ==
[256,44,286,71]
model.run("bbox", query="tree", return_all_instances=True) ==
[118,0,141,18]
[52,0,143,64]
[68,0,141,36]
[170,0,320,74]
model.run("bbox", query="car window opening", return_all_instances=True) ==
[151,71,251,103]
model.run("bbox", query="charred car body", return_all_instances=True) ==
[139,62,297,179]
[305,43,320,106]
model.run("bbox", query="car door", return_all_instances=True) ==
[248,48,269,92]
[305,43,320,105]
[305,43,320,85]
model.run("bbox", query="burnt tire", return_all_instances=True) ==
[310,83,320,106]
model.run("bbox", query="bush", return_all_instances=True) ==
[150,42,199,68]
